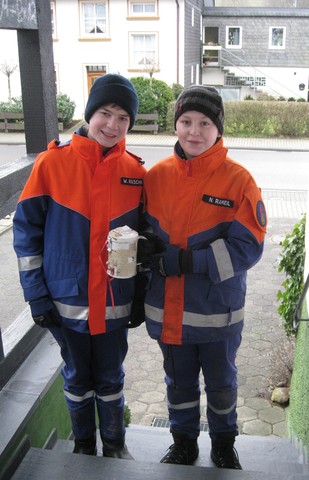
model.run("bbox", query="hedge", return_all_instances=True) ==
[166,100,309,137]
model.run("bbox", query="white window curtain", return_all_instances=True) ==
[83,2,106,35]
[133,34,156,67]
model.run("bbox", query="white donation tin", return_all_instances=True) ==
[107,226,139,279]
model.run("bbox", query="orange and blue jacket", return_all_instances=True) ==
[13,128,146,335]
[143,138,267,345]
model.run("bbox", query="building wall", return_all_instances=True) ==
[204,14,309,67]
[52,0,182,119]
[202,7,309,99]
[183,0,204,85]
[0,1,188,120]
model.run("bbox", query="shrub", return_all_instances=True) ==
[124,404,131,427]
[0,96,23,112]
[244,95,254,100]
[257,92,276,101]
[130,77,174,131]
[56,93,76,126]
[166,100,176,133]
[224,101,309,137]
[0,93,75,126]
[277,214,306,336]
[268,337,295,388]
[171,83,184,100]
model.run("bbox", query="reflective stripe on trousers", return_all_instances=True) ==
[158,334,241,439]
[50,325,128,440]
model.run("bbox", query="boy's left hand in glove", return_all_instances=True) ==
[140,242,194,277]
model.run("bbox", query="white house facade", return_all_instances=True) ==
[0,0,204,120]
[0,1,308,120]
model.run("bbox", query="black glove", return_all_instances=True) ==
[137,232,166,265]
[29,296,61,328]
[142,244,194,277]
[127,273,149,329]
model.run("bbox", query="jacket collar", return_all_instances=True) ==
[71,125,126,164]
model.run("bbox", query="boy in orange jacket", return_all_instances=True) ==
[14,74,146,458]
[138,86,267,469]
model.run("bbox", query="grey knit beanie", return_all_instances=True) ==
[174,86,224,134]
[84,73,139,131]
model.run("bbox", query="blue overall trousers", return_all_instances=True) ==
[50,325,128,442]
[158,334,242,443]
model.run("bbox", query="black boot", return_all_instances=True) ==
[210,433,242,470]
[102,437,134,460]
[160,432,199,465]
[73,434,97,455]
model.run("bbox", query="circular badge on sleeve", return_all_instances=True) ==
[256,200,267,227]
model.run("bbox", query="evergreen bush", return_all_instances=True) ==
[129,77,174,131]
[0,93,76,127]
[166,100,176,134]
[0,96,23,112]
[171,83,184,99]
[56,93,76,126]
[277,214,306,336]
[224,101,309,137]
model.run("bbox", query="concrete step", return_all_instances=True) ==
[52,425,308,475]
[10,446,308,480]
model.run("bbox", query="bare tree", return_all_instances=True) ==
[0,61,18,104]
[139,57,159,86]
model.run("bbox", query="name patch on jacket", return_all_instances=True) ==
[121,177,144,186]
[202,194,234,208]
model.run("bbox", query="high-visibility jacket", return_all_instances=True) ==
[143,138,267,345]
[13,128,146,335]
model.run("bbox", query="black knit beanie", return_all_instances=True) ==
[174,86,224,134]
[84,73,139,131]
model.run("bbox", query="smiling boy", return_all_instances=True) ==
[13,74,146,458]
[138,86,267,469]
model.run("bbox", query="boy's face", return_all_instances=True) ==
[88,103,130,149]
[175,110,221,159]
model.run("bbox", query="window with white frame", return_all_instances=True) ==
[226,26,242,48]
[269,27,286,49]
[129,1,157,17]
[129,33,157,69]
[80,1,108,37]
[50,2,57,38]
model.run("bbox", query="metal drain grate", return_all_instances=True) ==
[151,417,208,432]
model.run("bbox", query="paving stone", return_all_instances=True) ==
[273,420,288,437]
[237,406,258,422]
[259,406,286,424]
[243,419,272,436]
[245,397,272,411]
